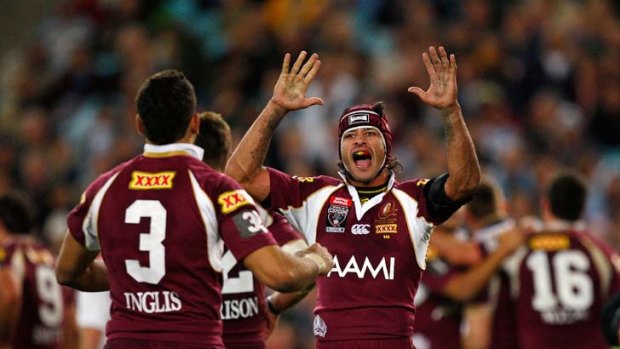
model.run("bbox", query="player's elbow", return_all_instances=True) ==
[224,159,252,184]
[55,266,77,287]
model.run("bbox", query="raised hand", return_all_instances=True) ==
[271,51,324,112]
[408,46,458,111]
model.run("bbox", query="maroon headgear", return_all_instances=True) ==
[337,103,393,166]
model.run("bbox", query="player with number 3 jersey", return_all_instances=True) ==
[55,70,333,349]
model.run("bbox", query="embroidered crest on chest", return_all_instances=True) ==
[325,196,352,233]
[375,201,399,239]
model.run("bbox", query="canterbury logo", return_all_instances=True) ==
[129,171,175,190]
[351,224,370,235]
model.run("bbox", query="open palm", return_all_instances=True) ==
[271,51,324,112]
[408,46,458,110]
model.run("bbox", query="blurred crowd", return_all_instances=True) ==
[1,0,620,348]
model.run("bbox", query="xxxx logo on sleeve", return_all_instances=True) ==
[218,190,252,214]
[129,171,176,190]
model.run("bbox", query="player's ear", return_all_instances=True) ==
[135,114,145,136]
[189,113,200,135]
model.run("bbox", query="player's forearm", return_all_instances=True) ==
[431,232,482,266]
[226,100,286,186]
[271,253,323,293]
[442,246,508,302]
[441,103,480,201]
[57,259,109,292]
[461,305,492,349]
[267,283,314,315]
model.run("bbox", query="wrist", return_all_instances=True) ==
[302,252,328,274]
[440,102,462,119]
[267,98,290,117]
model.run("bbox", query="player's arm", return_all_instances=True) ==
[441,229,524,302]
[0,267,21,346]
[61,294,79,349]
[430,230,482,266]
[243,243,331,293]
[264,284,314,336]
[262,238,315,336]
[55,232,108,291]
[461,303,492,349]
[408,46,480,201]
[225,51,323,201]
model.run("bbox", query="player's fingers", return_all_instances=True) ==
[407,86,426,99]
[439,46,450,68]
[449,54,457,74]
[429,46,442,71]
[422,52,437,80]
[303,97,325,108]
[281,53,291,75]
[299,53,318,77]
[291,51,307,75]
[304,59,321,83]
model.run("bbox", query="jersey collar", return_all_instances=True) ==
[143,143,204,161]
[338,170,396,220]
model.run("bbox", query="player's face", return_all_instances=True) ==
[340,127,387,185]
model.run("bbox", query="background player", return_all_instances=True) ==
[0,192,77,349]
[504,170,620,349]
[197,111,314,349]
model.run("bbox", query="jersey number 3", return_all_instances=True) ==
[124,200,166,284]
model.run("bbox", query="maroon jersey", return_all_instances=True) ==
[504,228,620,349]
[67,144,277,347]
[222,212,302,349]
[267,168,462,342]
[412,245,463,349]
[0,239,65,349]
[469,220,519,349]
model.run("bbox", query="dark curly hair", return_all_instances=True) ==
[136,70,197,145]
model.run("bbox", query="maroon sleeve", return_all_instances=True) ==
[397,174,469,225]
[266,167,338,211]
[268,211,304,246]
[66,170,118,247]
[212,175,278,262]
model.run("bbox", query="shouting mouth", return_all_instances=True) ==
[352,150,372,169]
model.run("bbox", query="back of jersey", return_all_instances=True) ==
[508,230,620,349]
[67,149,277,347]
[3,240,65,349]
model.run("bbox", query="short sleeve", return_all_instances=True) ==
[423,173,471,224]
[211,177,278,262]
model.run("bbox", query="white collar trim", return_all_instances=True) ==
[338,170,396,220]
[143,143,204,161]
